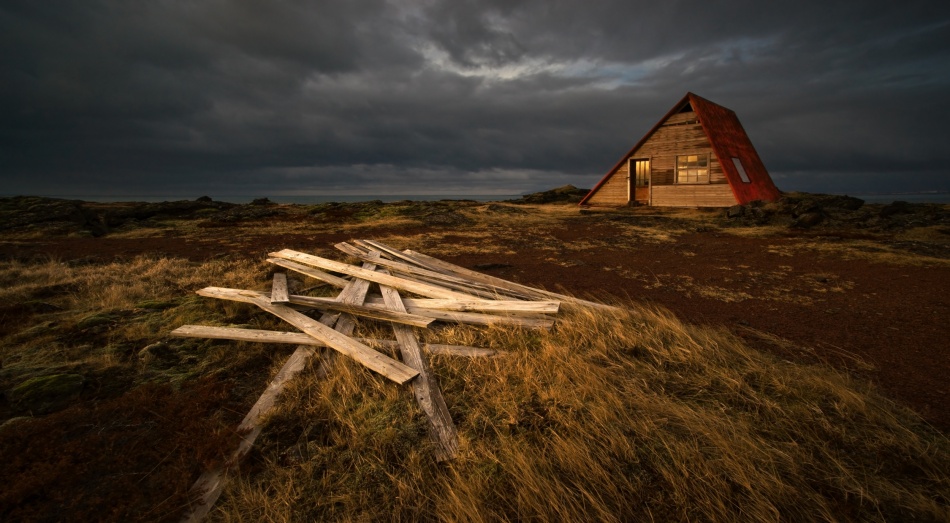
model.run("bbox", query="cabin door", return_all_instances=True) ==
[630,159,651,205]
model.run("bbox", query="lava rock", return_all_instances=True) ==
[792,212,824,229]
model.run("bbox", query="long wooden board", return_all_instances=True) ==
[268,249,482,301]
[200,287,432,328]
[286,293,553,329]
[379,280,459,462]
[195,287,418,384]
[339,242,531,300]
[402,306,554,329]
[402,248,618,311]
[296,294,559,314]
[267,257,349,288]
[171,325,502,358]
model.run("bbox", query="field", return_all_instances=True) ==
[1,192,948,521]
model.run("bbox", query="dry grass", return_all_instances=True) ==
[2,198,949,520]
[208,301,950,522]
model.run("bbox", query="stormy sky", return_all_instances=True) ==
[2,1,949,199]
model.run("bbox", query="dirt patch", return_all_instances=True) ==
[0,379,241,522]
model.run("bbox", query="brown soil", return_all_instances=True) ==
[2,205,948,435]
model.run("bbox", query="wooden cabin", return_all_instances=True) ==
[580,93,780,207]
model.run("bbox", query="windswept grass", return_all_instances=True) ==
[213,302,950,522]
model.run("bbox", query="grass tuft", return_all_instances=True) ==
[213,301,950,521]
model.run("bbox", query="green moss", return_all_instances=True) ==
[134,299,177,310]
[9,373,84,413]
[76,313,117,329]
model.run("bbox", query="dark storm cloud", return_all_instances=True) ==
[2,0,948,198]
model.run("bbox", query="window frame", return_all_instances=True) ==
[731,157,751,183]
[675,153,710,184]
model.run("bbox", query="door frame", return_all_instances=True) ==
[628,158,651,205]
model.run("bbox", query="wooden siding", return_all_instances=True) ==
[635,110,728,187]
[585,163,629,206]
[652,184,737,207]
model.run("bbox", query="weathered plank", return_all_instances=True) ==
[267,257,350,288]
[195,287,418,384]
[379,280,459,462]
[351,240,536,300]
[353,239,430,268]
[285,293,553,328]
[283,293,434,327]
[269,249,481,301]
[181,267,376,522]
[402,248,618,311]
[171,325,503,357]
[334,241,366,258]
[270,273,289,304]
[403,306,555,329]
[198,287,432,328]
[304,294,559,314]
[319,260,376,333]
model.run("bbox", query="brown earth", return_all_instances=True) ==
[1,197,948,435]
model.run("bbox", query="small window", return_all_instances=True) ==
[676,154,708,184]
[732,157,751,183]
[631,159,650,187]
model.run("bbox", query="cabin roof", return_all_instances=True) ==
[578,92,780,206]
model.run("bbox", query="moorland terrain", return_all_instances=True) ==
[0,188,948,521]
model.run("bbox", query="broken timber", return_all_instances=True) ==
[181,260,382,522]
[176,240,615,521]
[379,273,459,461]
[195,287,418,384]
[170,325,504,358]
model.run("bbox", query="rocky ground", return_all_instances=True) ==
[1,191,948,432]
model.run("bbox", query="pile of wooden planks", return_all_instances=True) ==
[175,240,612,522]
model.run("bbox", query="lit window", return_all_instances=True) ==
[631,159,650,187]
[732,157,751,183]
[676,154,708,184]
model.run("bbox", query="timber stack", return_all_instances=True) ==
[173,239,613,521]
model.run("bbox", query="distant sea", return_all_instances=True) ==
[843,193,950,204]
[10,194,520,204]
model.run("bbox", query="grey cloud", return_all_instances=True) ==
[2,0,949,198]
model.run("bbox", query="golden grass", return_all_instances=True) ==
[208,301,950,522]
[2,200,949,520]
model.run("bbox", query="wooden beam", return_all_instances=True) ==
[284,293,433,327]
[268,249,481,301]
[197,287,433,328]
[333,241,366,258]
[403,248,619,311]
[195,287,418,384]
[379,279,459,462]
[267,257,349,288]
[170,325,503,358]
[351,240,536,300]
[270,273,289,304]
[302,294,559,314]
[285,292,553,329]
[404,307,555,329]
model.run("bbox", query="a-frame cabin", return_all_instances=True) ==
[580,93,780,207]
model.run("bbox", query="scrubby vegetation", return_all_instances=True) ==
[0,194,948,521]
